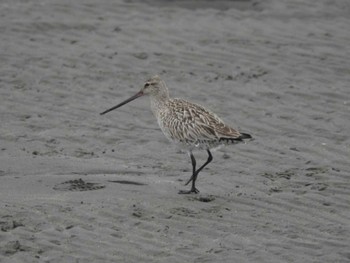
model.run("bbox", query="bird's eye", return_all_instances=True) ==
[145,83,150,88]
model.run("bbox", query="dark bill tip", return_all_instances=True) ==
[100,91,143,115]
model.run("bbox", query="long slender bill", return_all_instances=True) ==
[100,91,144,115]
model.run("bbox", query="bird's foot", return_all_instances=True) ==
[178,187,199,194]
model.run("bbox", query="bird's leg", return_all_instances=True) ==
[179,152,197,194]
[192,149,213,180]
[184,152,196,186]
[179,150,213,194]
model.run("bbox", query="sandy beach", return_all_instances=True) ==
[1,0,350,262]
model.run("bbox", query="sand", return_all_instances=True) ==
[1,0,350,262]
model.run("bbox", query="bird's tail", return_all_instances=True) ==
[218,132,252,144]
[238,133,252,140]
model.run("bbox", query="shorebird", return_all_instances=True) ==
[100,75,252,194]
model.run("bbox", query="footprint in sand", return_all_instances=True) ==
[53,178,105,191]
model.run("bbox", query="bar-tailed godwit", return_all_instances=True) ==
[101,75,252,194]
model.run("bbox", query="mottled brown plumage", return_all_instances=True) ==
[101,75,252,194]
[158,98,245,149]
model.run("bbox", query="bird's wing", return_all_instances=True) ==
[163,99,241,142]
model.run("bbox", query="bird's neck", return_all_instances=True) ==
[150,92,169,118]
